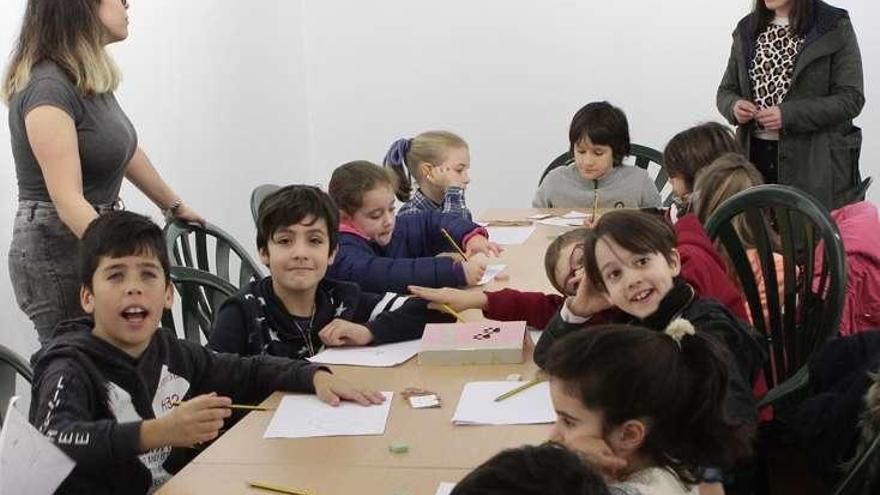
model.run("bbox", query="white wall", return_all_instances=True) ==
[1,0,877,357]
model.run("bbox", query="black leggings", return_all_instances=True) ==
[749,137,779,184]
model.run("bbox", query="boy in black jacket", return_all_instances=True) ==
[208,185,453,359]
[29,211,384,495]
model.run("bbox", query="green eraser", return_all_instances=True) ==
[388,442,409,454]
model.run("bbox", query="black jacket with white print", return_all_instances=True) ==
[208,276,454,359]
[29,317,324,494]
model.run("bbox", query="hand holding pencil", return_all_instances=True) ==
[144,392,232,449]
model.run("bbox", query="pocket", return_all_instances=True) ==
[8,242,35,313]
[830,126,863,199]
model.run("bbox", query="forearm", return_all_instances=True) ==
[51,194,99,238]
[124,147,180,210]
[138,418,167,452]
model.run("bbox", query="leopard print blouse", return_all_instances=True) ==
[749,20,805,110]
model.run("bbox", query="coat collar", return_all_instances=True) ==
[634,278,696,331]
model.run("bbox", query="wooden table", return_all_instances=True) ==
[158,209,581,495]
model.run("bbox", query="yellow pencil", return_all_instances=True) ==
[440,228,469,261]
[248,480,313,495]
[494,377,544,402]
[170,401,272,411]
[440,303,466,322]
[591,180,600,223]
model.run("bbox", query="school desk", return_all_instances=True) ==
[156,208,582,495]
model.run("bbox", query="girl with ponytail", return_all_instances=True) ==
[544,323,754,494]
[383,130,472,220]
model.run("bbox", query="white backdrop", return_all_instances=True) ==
[1,0,877,357]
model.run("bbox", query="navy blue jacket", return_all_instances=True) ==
[327,210,486,293]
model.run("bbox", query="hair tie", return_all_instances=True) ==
[664,317,696,348]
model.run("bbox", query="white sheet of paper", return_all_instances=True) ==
[0,397,76,495]
[478,264,507,285]
[451,381,555,426]
[264,392,393,438]
[436,482,456,495]
[529,330,543,345]
[308,340,420,367]
[561,210,588,219]
[486,225,536,245]
[536,216,583,227]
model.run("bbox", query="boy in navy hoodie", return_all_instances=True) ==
[209,185,454,359]
[29,211,384,495]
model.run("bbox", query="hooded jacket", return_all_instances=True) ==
[29,318,323,494]
[208,277,454,358]
[828,201,880,335]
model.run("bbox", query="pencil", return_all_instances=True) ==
[591,180,600,223]
[440,303,466,322]
[248,480,313,495]
[494,377,543,402]
[440,227,469,261]
[170,401,272,411]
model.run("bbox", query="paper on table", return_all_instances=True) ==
[308,340,420,367]
[264,392,393,438]
[536,216,583,227]
[560,210,588,219]
[0,397,76,495]
[436,482,456,495]
[486,225,535,245]
[451,381,555,426]
[478,264,507,285]
[529,330,543,345]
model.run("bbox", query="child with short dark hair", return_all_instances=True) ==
[209,185,454,359]
[533,101,661,209]
[326,160,501,293]
[384,130,473,220]
[544,324,754,494]
[451,442,610,495]
[30,211,384,494]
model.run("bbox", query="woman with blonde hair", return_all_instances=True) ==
[3,0,203,344]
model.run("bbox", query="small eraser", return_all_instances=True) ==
[506,373,522,381]
[389,442,409,454]
[408,394,440,409]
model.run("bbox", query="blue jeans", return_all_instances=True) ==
[8,200,117,345]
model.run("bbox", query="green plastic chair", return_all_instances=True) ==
[538,144,671,205]
[250,184,280,224]
[163,220,264,289]
[704,184,847,407]
[833,431,880,495]
[0,344,33,425]
[162,266,238,344]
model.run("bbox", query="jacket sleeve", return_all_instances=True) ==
[717,35,745,126]
[355,291,455,344]
[30,364,142,469]
[779,20,864,133]
[207,301,249,355]
[183,341,324,405]
[533,308,588,368]
[331,239,467,293]
[484,288,565,329]
[532,181,551,208]
[417,210,486,255]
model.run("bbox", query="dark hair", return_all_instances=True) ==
[328,160,397,215]
[383,131,468,202]
[569,101,630,166]
[543,324,754,484]
[79,210,170,290]
[451,442,610,495]
[585,210,677,293]
[663,122,741,193]
[544,228,590,294]
[752,0,814,38]
[256,185,339,252]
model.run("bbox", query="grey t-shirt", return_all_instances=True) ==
[8,61,137,204]
[532,163,662,209]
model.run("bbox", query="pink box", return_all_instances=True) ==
[418,321,526,366]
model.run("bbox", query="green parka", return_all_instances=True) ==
[717,1,864,209]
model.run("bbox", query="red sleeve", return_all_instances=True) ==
[484,288,564,329]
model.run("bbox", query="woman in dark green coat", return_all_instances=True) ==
[717,0,864,210]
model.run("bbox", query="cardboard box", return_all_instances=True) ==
[418,321,526,366]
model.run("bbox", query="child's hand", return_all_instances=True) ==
[566,272,612,317]
[318,319,374,346]
[428,164,466,189]
[733,99,758,124]
[408,285,489,311]
[465,235,503,257]
[153,393,232,448]
[571,437,628,481]
[312,371,386,406]
[462,261,487,286]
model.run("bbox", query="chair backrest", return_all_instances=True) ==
[250,184,281,224]
[0,344,34,425]
[163,220,264,288]
[163,266,238,344]
[538,144,671,205]
[704,184,846,390]
[833,431,880,495]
